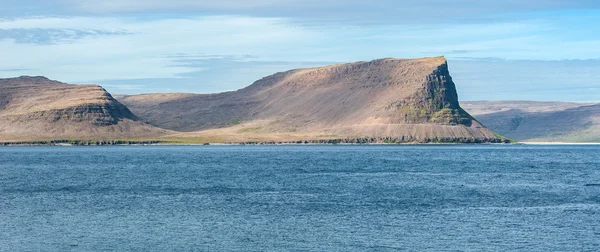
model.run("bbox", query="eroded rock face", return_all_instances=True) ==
[120,57,507,142]
[388,62,472,125]
[0,76,164,139]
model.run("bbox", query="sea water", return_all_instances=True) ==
[0,145,599,251]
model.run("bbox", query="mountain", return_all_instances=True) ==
[119,57,507,143]
[462,101,600,142]
[0,76,165,141]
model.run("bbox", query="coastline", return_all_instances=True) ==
[5,143,600,147]
[0,138,511,146]
[8,138,600,146]
[6,142,600,146]
[519,142,600,145]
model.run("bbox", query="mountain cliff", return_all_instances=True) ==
[120,57,507,143]
[0,76,165,141]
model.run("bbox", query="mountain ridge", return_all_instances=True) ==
[1,58,516,143]
[0,76,166,141]
[119,56,507,143]
[462,101,600,142]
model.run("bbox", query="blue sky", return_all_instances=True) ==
[0,0,599,101]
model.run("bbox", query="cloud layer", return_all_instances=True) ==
[0,1,598,101]
[0,16,318,83]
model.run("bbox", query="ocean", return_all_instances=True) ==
[1,145,599,251]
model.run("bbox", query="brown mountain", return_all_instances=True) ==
[462,101,600,142]
[119,57,506,143]
[0,76,166,141]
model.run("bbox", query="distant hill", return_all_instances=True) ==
[119,57,507,143]
[0,76,166,141]
[462,101,600,142]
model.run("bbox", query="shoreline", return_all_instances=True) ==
[0,141,511,147]
[3,140,599,147]
[2,142,599,146]
[0,137,511,146]
[519,142,600,145]
[0,143,513,147]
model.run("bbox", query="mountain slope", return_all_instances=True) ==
[462,101,600,142]
[0,76,166,141]
[120,57,506,143]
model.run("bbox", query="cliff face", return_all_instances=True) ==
[387,62,471,125]
[121,57,507,143]
[0,76,165,140]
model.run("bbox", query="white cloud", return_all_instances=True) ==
[0,15,319,82]
[0,17,122,29]
[0,12,598,102]
[65,0,321,12]
[59,0,600,18]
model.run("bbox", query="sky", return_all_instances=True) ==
[0,0,599,101]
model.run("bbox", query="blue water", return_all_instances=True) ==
[1,145,599,251]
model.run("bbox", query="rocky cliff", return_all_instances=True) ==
[120,57,507,143]
[0,76,165,140]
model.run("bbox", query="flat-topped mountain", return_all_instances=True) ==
[120,57,507,143]
[463,101,600,142]
[0,76,165,141]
